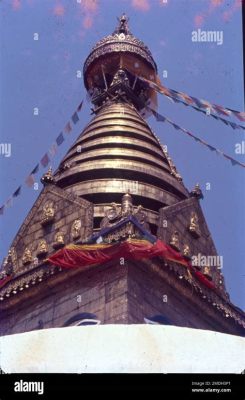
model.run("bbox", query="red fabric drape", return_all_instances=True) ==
[194,270,216,290]
[48,239,217,292]
[0,275,11,289]
[48,239,189,269]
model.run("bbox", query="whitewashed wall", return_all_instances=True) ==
[0,325,244,373]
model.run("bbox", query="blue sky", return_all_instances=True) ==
[0,0,244,308]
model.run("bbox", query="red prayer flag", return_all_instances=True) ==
[233,111,245,122]
[25,174,35,187]
[49,143,58,158]
[41,153,50,168]
[64,121,72,134]
[178,92,193,105]
[213,104,231,116]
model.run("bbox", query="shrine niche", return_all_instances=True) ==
[183,244,191,260]
[169,231,180,252]
[53,232,65,249]
[188,212,201,238]
[22,248,33,265]
[71,220,82,241]
[41,201,55,226]
[37,240,48,258]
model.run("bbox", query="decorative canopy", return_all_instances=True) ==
[83,14,158,94]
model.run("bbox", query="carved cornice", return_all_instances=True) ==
[84,41,157,77]
[0,262,61,304]
[145,258,245,331]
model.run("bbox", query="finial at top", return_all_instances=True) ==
[115,14,130,35]
[41,166,55,186]
[190,183,204,200]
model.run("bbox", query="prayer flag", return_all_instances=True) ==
[31,164,39,175]
[72,112,79,124]
[41,153,50,168]
[25,174,35,187]
[64,121,72,134]
[13,186,21,197]
[56,132,65,146]
[77,101,84,112]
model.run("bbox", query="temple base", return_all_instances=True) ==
[0,325,244,373]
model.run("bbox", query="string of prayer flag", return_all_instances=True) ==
[151,108,245,169]
[139,76,245,130]
[0,100,84,216]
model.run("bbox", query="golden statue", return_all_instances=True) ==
[100,194,149,235]
[107,203,120,220]
[22,248,33,265]
[100,203,120,228]
[183,244,191,258]
[53,232,65,249]
[42,201,55,225]
[37,239,48,256]
[71,219,81,240]
[170,231,180,251]
[121,191,133,217]
[111,69,129,87]
[188,212,201,237]
[56,232,65,244]
[134,205,145,223]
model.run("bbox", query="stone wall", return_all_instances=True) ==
[0,263,128,336]
[157,197,226,293]
[7,184,93,277]
[1,258,242,337]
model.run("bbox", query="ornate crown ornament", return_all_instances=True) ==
[83,14,157,91]
[100,192,149,232]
